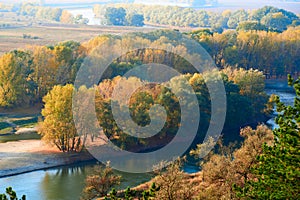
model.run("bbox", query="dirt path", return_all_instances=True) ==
[0,140,94,178]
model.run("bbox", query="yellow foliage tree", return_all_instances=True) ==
[39,84,83,152]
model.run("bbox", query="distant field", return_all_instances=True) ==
[0,22,158,55]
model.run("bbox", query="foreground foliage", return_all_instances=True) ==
[0,187,25,200]
[237,75,300,199]
[191,125,273,199]
[81,163,121,200]
[81,85,298,199]
[105,183,160,200]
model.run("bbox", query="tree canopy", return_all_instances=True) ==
[39,84,83,152]
[237,75,300,199]
[94,4,299,31]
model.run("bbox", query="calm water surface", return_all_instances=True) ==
[0,162,154,200]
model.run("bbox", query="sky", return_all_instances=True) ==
[0,0,297,4]
[0,0,299,13]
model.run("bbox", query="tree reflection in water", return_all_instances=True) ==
[41,163,95,200]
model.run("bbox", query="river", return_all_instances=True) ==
[66,8,102,26]
[0,161,154,200]
[0,86,295,200]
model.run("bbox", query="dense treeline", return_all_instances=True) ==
[38,68,269,152]
[92,68,269,151]
[83,78,299,199]
[0,28,298,108]
[0,2,89,24]
[94,4,300,31]
[0,41,85,107]
[188,27,300,78]
[33,31,272,151]
[104,7,145,26]
[134,0,217,7]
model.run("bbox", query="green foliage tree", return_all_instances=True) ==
[250,6,298,23]
[105,7,127,26]
[19,2,38,16]
[35,7,62,21]
[18,3,76,23]
[223,68,270,120]
[39,84,83,152]
[142,183,160,200]
[261,12,293,32]
[0,187,25,200]
[74,14,89,25]
[237,75,300,199]
[227,9,248,29]
[104,182,160,199]
[236,21,267,31]
[126,13,144,27]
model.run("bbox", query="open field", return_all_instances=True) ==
[0,104,42,140]
[0,113,40,142]
[0,22,159,55]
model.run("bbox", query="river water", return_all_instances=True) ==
[0,86,296,200]
[66,8,102,25]
[0,162,154,200]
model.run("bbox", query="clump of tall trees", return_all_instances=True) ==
[94,4,299,31]
[0,29,298,109]
[38,84,84,152]
[0,30,281,153]
[1,29,297,154]
[104,7,144,26]
[0,41,84,108]
[0,2,89,24]
[85,76,299,198]
[93,68,270,151]
[188,27,300,78]
[37,69,270,152]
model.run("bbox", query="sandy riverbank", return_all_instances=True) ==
[0,140,95,178]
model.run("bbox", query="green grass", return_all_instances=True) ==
[0,114,40,135]
[0,132,41,143]
[0,127,13,135]
[0,121,10,130]
[12,116,39,127]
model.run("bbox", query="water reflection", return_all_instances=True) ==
[40,165,89,200]
[0,162,153,200]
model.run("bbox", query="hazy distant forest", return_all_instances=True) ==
[1,2,300,30]
[0,1,299,200]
